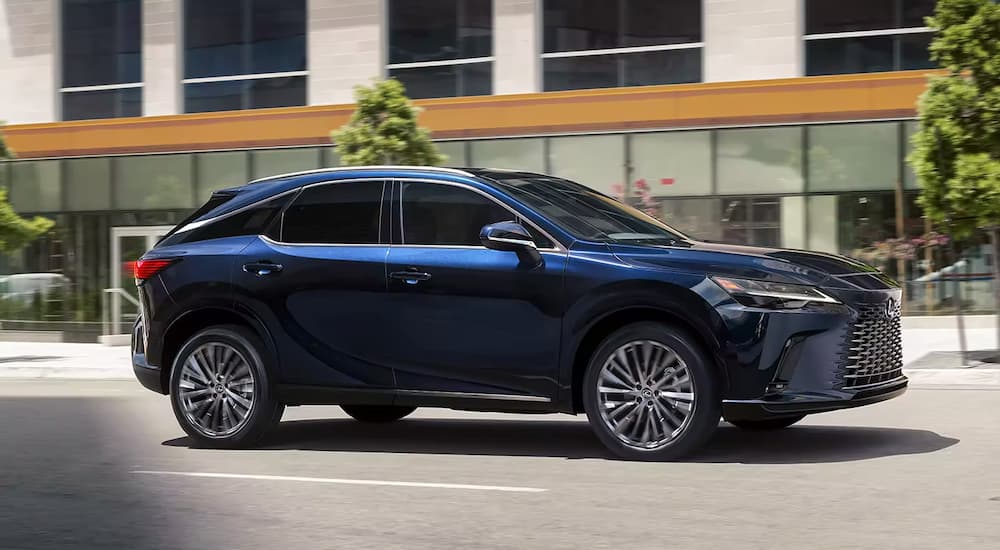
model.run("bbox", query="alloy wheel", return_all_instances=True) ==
[178,342,256,438]
[596,340,695,450]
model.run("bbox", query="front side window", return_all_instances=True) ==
[61,0,142,120]
[542,0,702,92]
[184,0,307,113]
[281,181,385,244]
[805,0,936,75]
[387,0,493,99]
[401,182,519,246]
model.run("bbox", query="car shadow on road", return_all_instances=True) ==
[164,418,959,464]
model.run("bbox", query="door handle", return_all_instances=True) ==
[243,262,283,277]
[390,270,432,284]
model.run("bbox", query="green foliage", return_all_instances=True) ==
[0,127,54,252]
[908,0,1000,236]
[332,79,444,166]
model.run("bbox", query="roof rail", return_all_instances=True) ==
[248,165,475,185]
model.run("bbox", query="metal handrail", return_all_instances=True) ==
[102,288,141,336]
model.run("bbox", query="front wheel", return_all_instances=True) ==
[341,405,416,423]
[169,325,284,448]
[582,322,721,461]
[728,415,805,430]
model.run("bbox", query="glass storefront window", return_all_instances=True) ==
[65,158,112,212]
[631,131,712,197]
[548,135,625,195]
[716,127,804,194]
[469,139,545,173]
[659,198,722,242]
[808,122,900,192]
[388,63,492,99]
[904,120,920,189]
[197,151,249,202]
[251,148,320,180]
[10,161,62,213]
[115,154,194,210]
[436,142,468,167]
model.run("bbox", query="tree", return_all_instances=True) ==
[0,126,54,252]
[908,0,1000,344]
[332,79,444,166]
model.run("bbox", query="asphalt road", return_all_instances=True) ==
[0,380,998,550]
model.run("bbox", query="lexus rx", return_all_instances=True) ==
[131,166,906,460]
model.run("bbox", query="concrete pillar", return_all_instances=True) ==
[0,0,59,123]
[308,0,386,106]
[493,0,539,94]
[704,0,802,82]
[142,0,182,116]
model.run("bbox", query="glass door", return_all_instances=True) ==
[109,226,172,334]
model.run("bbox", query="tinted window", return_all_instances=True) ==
[282,181,385,244]
[63,88,142,121]
[388,0,492,64]
[194,195,289,242]
[184,76,307,113]
[388,64,492,99]
[62,0,142,87]
[401,183,514,246]
[543,0,701,52]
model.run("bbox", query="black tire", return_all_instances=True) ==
[728,415,805,431]
[582,322,721,461]
[169,325,284,448]
[341,405,416,423]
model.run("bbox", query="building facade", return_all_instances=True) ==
[0,0,992,340]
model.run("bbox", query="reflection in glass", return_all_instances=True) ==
[197,151,249,202]
[631,131,712,197]
[544,0,701,52]
[251,148,320,180]
[806,36,894,75]
[548,135,625,195]
[115,154,195,210]
[184,77,306,113]
[805,0,895,34]
[388,0,492,64]
[65,158,113,211]
[469,139,546,172]
[545,49,700,92]
[808,122,899,192]
[62,0,141,87]
[10,161,62,213]
[389,63,492,99]
[63,88,142,121]
[716,127,804,194]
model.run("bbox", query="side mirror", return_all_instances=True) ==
[480,221,543,267]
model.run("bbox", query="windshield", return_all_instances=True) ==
[483,172,689,245]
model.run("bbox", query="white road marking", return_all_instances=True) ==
[132,470,547,493]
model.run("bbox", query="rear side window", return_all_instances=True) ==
[281,180,385,244]
[163,194,291,245]
[156,193,235,246]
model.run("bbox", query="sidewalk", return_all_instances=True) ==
[2,326,998,386]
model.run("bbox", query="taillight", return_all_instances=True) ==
[134,258,177,281]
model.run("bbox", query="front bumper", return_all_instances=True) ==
[722,376,907,422]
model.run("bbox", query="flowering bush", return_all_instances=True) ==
[853,232,950,263]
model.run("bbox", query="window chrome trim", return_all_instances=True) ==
[393,177,567,252]
[395,389,551,403]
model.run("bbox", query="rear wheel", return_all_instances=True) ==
[169,325,283,448]
[582,322,720,461]
[728,415,805,430]
[341,405,416,423]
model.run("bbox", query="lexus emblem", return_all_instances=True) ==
[884,299,899,320]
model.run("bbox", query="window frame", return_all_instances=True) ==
[540,0,704,91]
[803,0,934,75]
[385,0,495,98]
[392,178,565,251]
[182,0,308,113]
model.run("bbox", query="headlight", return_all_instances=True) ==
[712,276,840,308]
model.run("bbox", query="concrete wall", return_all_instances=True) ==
[704,0,802,82]
[494,0,539,94]
[308,0,385,105]
[0,0,58,123]
[142,0,180,116]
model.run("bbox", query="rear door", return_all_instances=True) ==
[233,179,394,400]
[385,179,567,405]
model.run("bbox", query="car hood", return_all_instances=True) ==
[606,240,898,290]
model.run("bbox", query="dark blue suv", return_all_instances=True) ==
[131,166,906,460]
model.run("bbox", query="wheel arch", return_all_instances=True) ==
[159,306,276,394]
[564,281,728,413]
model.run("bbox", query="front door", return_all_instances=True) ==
[110,225,172,334]
[386,180,566,404]
[233,179,395,396]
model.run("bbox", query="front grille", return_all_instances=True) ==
[841,301,903,389]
